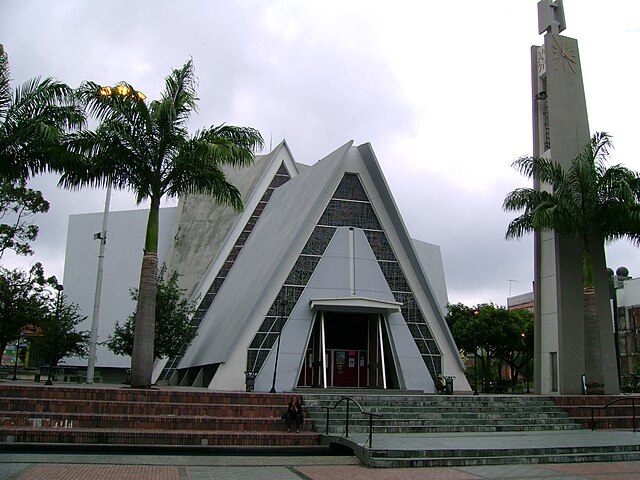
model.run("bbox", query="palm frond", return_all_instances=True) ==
[0,62,85,180]
[155,59,198,132]
[0,44,11,121]
[505,131,640,248]
[505,211,537,239]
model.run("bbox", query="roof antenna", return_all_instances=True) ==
[269,132,272,152]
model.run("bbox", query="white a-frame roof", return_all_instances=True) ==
[157,141,467,392]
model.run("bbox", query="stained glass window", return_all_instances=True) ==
[247,173,442,381]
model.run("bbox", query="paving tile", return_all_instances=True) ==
[540,461,640,479]
[295,465,480,479]
[0,463,30,480]
[14,464,181,480]
[459,464,568,478]
[186,466,304,479]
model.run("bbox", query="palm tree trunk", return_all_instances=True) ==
[583,247,604,392]
[130,196,160,388]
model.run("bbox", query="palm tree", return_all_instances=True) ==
[61,60,263,387]
[503,132,640,389]
[0,44,84,181]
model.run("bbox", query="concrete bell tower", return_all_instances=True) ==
[531,0,618,395]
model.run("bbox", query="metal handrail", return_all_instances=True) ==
[590,396,639,431]
[323,396,382,447]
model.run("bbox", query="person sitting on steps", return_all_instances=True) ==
[282,395,304,432]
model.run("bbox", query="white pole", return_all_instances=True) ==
[86,185,111,384]
[378,315,387,389]
[320,311,327,389]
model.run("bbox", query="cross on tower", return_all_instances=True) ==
[538,0,566,35]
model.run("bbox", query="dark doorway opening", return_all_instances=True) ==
[297,311,398,388]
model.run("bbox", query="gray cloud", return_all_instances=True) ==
[2,0,640,309]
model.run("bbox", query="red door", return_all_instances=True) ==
[359,351,367,387]
[332,350,359,386]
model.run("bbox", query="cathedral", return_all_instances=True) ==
[63,141,469,393]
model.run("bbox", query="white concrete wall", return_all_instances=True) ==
[62,207,177,368]
[617,278,640,309]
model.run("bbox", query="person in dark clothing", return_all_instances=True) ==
[283,395,303,432]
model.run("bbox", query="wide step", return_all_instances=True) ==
[304,393,581,435]
[0,385,320,449]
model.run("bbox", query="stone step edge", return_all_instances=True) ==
[324,422,581,427]
[304,398,566,408]
[311,418,573,423]
[306,408,564,413]
[1,426,318,436]
[0,398,288,409]
[325,428,582,432]
[0,392,292,405]
[311,414,573,420]
[367,451,640,468]
[0,442,331,455]
[367,443,637,458]
[1,412,288,422]
[323,430,584,436]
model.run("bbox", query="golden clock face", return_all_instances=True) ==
[551,35,577,74]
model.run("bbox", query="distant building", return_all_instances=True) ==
[63,141,470,393]
[507,269,639,383]
[507,292,534,311]
[612,270,638,379]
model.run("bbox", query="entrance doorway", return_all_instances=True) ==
[297,311,397,388]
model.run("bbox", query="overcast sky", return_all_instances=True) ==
[2,0,640,307]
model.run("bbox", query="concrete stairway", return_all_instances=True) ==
[359,433,640,467]
[552,395,640,429]
[301,393,640,467]
[0,384,319,451]
[304,393,582,434]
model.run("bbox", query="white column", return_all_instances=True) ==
[378,314,387,389]
[321,311,327,389]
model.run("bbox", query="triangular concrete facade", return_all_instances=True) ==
[161,141,468,393]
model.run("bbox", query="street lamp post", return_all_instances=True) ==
[45,284,64,386]
[11,334,22,381]
[86,84,145,384]
[270,300,288,393]
[87,185,111,384]
[473,309,479,395]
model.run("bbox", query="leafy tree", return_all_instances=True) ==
[0,44,84,182]
[503,132,640,387]
[61,60,263,387]
[444,303,477,355]
[0,180,49,259]
[38,288,89,384]
[446,302,533,391]
[106,265,197,360]
[0,263,50,356]
[496,308,534,388]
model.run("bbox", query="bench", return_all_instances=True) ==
[37,366,78,382]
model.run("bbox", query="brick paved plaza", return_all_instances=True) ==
[3,455,640,480]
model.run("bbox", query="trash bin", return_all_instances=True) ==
[245,371,257,392]
[445,376,454,395]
